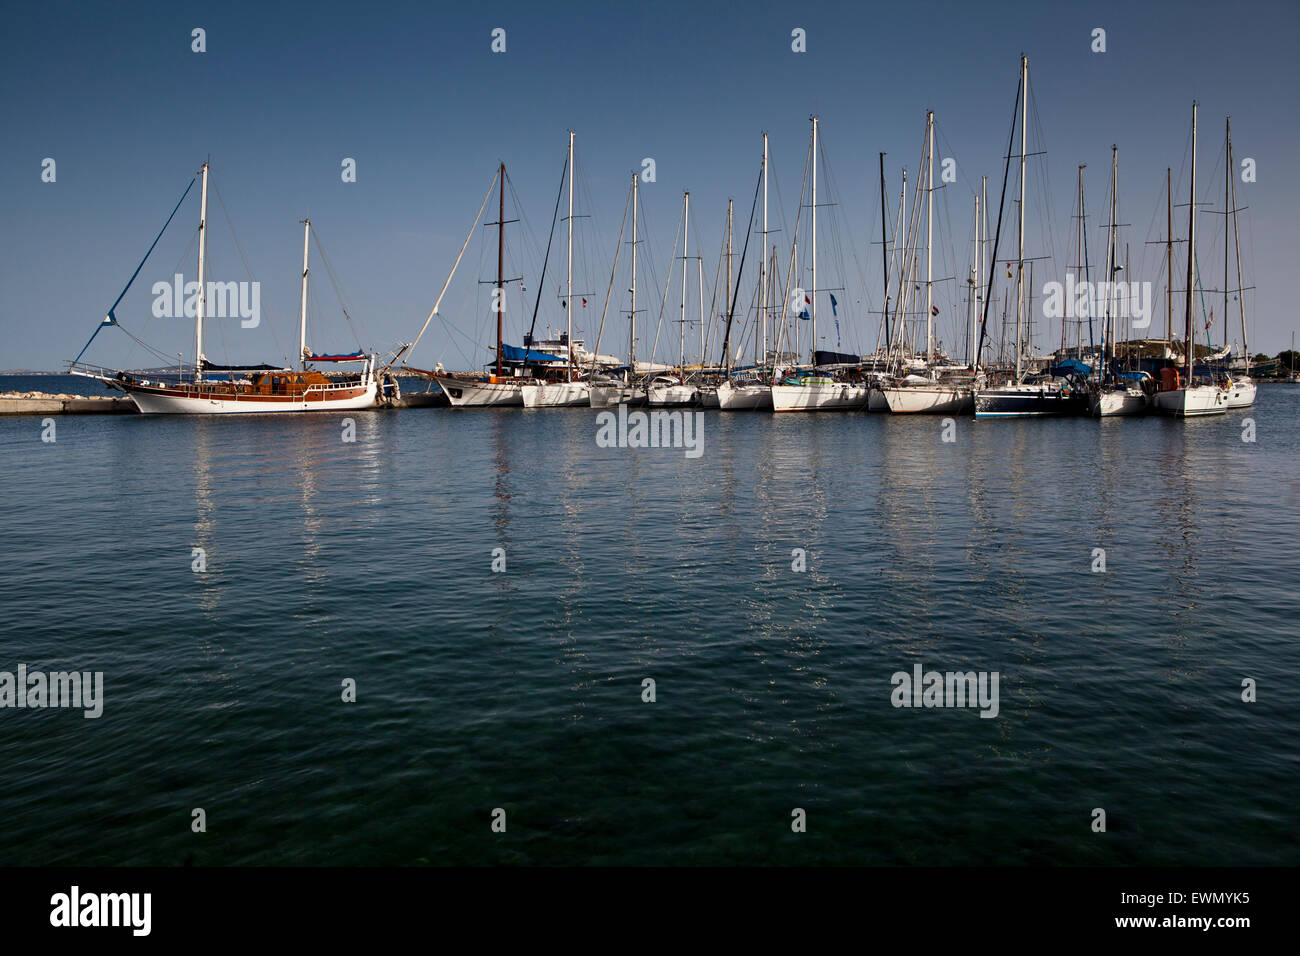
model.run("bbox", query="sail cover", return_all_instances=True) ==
[813,349,862,367]
[312,351,366,362]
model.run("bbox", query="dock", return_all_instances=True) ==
[0,391,137,415]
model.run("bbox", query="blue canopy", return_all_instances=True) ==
[500,343,563,363]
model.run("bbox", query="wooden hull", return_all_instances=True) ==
[123,381,377,414]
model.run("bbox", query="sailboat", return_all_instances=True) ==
[1089,146,1147,416]
[70,162,378,413]
[974,57,1087,419]
[590,173,648,408]
[879,111,976,415]
[646,190,702,407]
[1220,115,1257,409]
[770,116,870,412]
[1153,102,1228,418]
[522,131,592,408]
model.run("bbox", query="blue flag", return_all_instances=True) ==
[829,293,838,316]
[798,309,810,321]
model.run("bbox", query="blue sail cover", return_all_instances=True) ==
[500,343,564,363]
[1046,359,1092,378]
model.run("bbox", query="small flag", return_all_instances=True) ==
[562,299,567,309]
[834,318,841,347]
[804,294,811,305]
[798,309,810,321]
[931,305,940,317]
[582,298,587,307]
[829,293,838,316]
[1006,263,1013,278]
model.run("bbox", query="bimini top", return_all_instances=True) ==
[1045,359,1092,378]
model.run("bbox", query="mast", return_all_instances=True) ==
[1074,165,1085,359]
[969,192,979,365]
[726,197,733,371]
[1105,146,1118,383]
[1184,102,1198,383]
[925,110,935,360]
[194,161,209,382]
[811,115,818,362]
[762,133,769,371]
[629,172,638,374]
[1223,116,1230,352]
[298,217,310,370]
[1015,55,1028,383]
[879,152,889,354]
[1228,116,1249,369]
[567,131,575,381]
[681,191,691,374]
[1166,168,1174,348]
[497,162,505,378]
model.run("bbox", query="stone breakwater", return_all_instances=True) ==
[0,391,137,415]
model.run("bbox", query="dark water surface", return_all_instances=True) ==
[1,375,1296,865]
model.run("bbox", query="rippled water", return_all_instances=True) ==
[1,376,1296,865]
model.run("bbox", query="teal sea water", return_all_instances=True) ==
[1,375,1296,865]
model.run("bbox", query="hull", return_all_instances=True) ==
[974,384,1087,419]
[1089,387,1147,417]
[1153,386,1227,417]
[715,382,773,410]
[697,387,720,408]
[880,384,974,415]
[125,381,377,414]
[588,384,646,407]
[770,382,869,412]
[433,377,524,407]
[867,388,889,412]
[521,380,590,407]
[647,384,698,407]
[1225,379,1256,408]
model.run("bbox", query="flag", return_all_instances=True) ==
[1006,263,1013,278]
[582,297,587,307]
[804,294,811,304]
[561,299,567,309]
[931,305,940,317]
[834,319,841,347]
[829,293,838,316]
[102,312,117,326]
[798,309,810,321]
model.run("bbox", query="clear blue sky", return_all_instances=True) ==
[3,0,1297,370]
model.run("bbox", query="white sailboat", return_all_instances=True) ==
[523,130,590,408]
[589,173,647,408]
[1154,102,1228,418]
[770,116,869,412]
[1221,115,1256,409]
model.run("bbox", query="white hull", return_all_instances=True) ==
[879,384,974,414]
[770,382,869,412]
[126,381,377,414]
[588,384,645,407]
[715,382,772,410]
[433,377,524,407]
[647,384,698,407]
[1153,386,1227,417]
[1089,387,1147,417]
[521,380,590,407]
[1225,379,1257,408]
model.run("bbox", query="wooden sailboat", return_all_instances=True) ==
[71,162,378,414]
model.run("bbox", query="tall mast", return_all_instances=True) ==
[1228,116,1248,368]
[925,110,935,360]
[810,116,818,362]
[1015,55,1028,382]
[1184,102,1198,383]
[762,133,769,370]
[1223,116,1230,351]
[680,191,689,373]
[979,174,987,365]
[195,161,209,382]
[629,172,638,374]
[567,130,575,381]
[1166,167,1174,347]
[879,152,889,353]
[1074,165,1085,358]
[726,197,733,372]
[1105,146,1118,383]
[298,217,310,370]
[497,162,506,378]
[969,191,979,365]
